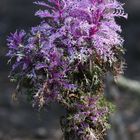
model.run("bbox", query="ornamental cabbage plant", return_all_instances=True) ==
[7,0,127,139]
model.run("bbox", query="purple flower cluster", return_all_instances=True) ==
[7,0,127,139]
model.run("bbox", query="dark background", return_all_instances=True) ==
[0,0,139,140]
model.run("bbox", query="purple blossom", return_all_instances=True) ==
[7,0,127,139]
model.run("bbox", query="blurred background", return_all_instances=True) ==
[0,0,139,140]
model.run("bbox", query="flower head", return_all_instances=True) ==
[7,0,127,139]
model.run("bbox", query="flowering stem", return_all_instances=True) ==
[6,0,127,139]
